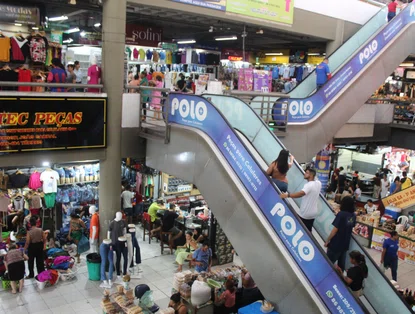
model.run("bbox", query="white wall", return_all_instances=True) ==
[295,0,384,25]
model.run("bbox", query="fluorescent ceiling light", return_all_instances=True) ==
[15,23,22,26]
[400,62,414,67]
[215,36,237,41]
[49,15,68,22]
[177,40,196,44]
[265,53,283,56]
[80,31,86,37]
[32,27,39,30]
[94,23,101,27]
[66,27,80,34]
[42,161,50,167]
[308,52,324,56]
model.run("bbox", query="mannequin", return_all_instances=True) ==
[99,238,113,288]
[108,212,127,281]
[89,206,99,253]
[87,56,101,93]
[128,224,142,276]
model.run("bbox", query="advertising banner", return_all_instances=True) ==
[382,185,415,209]
[226,0,294,25]
[253,70,271,92]
[125,24,163,47]
[278,4,415,123]
[172,0,227,11]
[0,97,106,154]
[0,4,39,25]
[315,150,330,193]
[167,93,364,314]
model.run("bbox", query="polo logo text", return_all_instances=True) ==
[359,40,378,65]
[270,202,315,262]
[289,100,313,117]
[171,97,207,121]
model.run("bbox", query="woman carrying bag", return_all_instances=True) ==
[67,213,87,263]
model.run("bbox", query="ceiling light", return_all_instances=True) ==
[32,27,39,30]
[215,36,237,41]
[14,23,22,26]
[307,52,324,56]
[69,0,77,4]
[400,62,414,67]
[94,23,101,27]
[256,29,264,34]
[66,27,80,34]
[49,15,68,22]
[265,53,283,56]
[177,40,196,44]
[42,161,50,167]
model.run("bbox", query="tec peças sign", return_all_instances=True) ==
[0,97,106,154]
[0,4,39,25]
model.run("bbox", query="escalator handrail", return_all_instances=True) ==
[171,93,369,313]
[203,93,413,313]
[288,5,387,95]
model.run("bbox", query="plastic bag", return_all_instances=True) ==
[77,234,90,255]
[191,280,211,306]
[140,290,154,308]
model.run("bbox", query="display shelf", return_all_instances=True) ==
[57,180,99,187]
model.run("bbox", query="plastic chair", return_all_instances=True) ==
[142,212,153,244]
[397,215,409,225]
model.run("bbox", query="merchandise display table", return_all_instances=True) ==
[238,302,279,314]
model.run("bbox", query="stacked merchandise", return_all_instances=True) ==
[238,68,253,91]
[173,270,192,291]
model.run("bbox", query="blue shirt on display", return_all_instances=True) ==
[316,62,330,85]
[383,237,399,258]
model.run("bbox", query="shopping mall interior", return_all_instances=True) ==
[2,0,415,313]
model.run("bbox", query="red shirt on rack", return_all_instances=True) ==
[18,69,32,92]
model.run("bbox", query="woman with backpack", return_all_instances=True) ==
[337,250,368,298]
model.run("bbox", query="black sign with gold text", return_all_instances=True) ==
[0,97,107,153]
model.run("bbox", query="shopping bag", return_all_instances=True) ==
[77,234,90,255]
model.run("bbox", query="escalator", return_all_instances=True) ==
[262,4,415,162]
[203,93,413,314]
[145,93,368,314]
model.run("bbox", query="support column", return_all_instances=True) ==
[99,0,126,241]
[326,19,345,56]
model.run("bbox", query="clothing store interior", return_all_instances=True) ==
[0,1,331,312]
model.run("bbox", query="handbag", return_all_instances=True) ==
[77,234,90,255]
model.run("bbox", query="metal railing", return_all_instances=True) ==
[0,81,104,93]
[226,90,289,131]
[124,85,171,143]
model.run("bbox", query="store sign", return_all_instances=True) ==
[172,0,226,11]
[315,150,330,193]
[226,0,295,25]
[277,4,415,124]
[160,42,178,51]
[77,32,102,46]
[382,185,415,209]
[125,24,163,47]
[228,56,243,61]
[168,93,364,314]
[0,4,39,25]
[0,97,106,154]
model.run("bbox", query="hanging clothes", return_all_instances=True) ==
[0,36,10,62]
[27,35,48,64]
[11,37,30,62]
[18,69,32,91]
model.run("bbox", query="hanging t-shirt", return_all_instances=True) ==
[125,47,132,59]
[28,36,48,64]
[133,48,138,60]
[272,67,280,80]
[18,69,32,92]
[40,169,60,193]
[159,50,166,61]
[11,37,29,62]
[0,37,10,62]
[138,49,145,61]
[146,49,153,61]
[29,172,42,190]
[9,173,29,188]
[153,50,159,62]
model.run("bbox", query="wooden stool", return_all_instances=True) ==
[142,212,153,244]
[160,231,173,254]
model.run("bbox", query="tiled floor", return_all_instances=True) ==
[1,228,414,314]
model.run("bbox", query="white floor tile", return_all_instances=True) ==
[24,299,49,314]
[9,307,29,314]
[51,304,76,314]
[44,296,69,309]
[152,279,172,290]
[152,289,168,301]
[62,290,86,303]
[69,299,94,311]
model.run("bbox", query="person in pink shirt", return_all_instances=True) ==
[215,279,236,314]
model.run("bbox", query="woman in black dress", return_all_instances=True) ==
[5,243,28,293]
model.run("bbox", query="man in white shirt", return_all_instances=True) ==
[364,199,377,214]
[281,168,321,232]
[121,185,134,224]
[74,61,83,91]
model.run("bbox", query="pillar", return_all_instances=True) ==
[99,0,126,241]
[326,19,345,56]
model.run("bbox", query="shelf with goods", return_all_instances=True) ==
[209,214,234,266]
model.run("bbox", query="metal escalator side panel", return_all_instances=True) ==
[205,94,413,314]
[167,93,366,314]
[279,4,415,125]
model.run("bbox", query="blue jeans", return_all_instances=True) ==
[115,240,128,276]
[384,255,398,281]
[388,12,396,22]
[100,243,114,281]
[272,178,288,193]
[129,231,142,266]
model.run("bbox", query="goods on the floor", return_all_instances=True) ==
[191,280,211,306]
